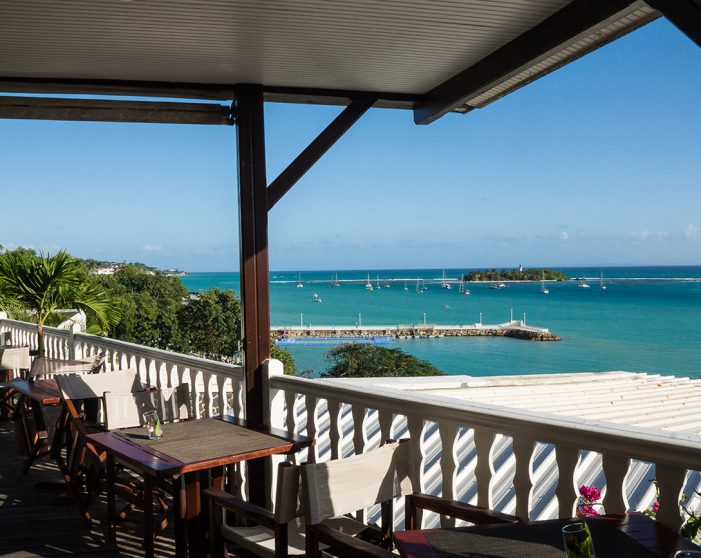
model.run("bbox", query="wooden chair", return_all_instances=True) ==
[301,439,520,558]
[204,460,367,558]
[53,369,141,522]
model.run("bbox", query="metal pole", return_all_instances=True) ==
[423,312,427,325]
[510,308,513,322]
[358,313,362,327]
[300,313,303,327]
[479,312,482,326]
[523,313,527,325]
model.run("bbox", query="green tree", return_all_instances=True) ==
[0,250,120,355]
[177,289,241,360]
[323,344,443,378]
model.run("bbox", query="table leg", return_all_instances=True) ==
[185,471,202,558]
[173,476,187,558]
[143,475,154,558]
[107,454,116,542]
[202,466,224,558]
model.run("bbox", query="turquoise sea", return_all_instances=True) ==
[181,267,701,378]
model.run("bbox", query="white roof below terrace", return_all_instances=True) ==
[333,371,701,436]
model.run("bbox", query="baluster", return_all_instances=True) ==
[215,373,227,416]
[284,390,297,439]
[555,444,579,518]
[438,422,458,528]
[200,371,212,418]
[602,454,629,514]
[656,464,685,531]
[406,415,425,527]
[305,394,318,462]
[378,409,394,444]
[474,428,494,510]
[512,436,534,520]
[232,378,244,419]
[327,399,341,460]
[351,405,366,455]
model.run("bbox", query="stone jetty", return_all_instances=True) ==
[272,321,560,342]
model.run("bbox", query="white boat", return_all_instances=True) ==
[296,273,304,288]
[404,280,408,291]
[440,269,451,289]
[365,274,373,291]
[376,275,381,290]
[332,273,340,287]
[458,281,470,295]
[416,279,423,293]
[497,283,506,288]
[578,278,591,288]
[541,272,549,295]
[600,272,607,290]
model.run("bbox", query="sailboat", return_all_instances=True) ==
[296,273,304,288]
[578,278,591,288]
[600,272,607,290]
[458,281,470,295]
[415,279,423,293]
[541,271,549,295]
[404,280,409,291]
[365,273,373,291]
[332,272,340,287]
[376,275,381,290]
[440,269,451,289]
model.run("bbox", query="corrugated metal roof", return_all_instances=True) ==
[0,0,657,113]
[412,372,701,436]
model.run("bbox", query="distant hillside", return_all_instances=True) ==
[463,268,568,282]
[82,259,186,277]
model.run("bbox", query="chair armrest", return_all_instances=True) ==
[406,493,520,528]
[309,523,395,558]
[202,487,277,529]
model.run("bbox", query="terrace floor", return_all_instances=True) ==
[0,421,176,557]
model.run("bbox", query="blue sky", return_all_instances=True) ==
[1,19,699,272]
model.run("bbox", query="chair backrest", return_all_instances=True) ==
[0,346,31,370]
[56,368,140,401]
[274,461,302,524]
[103,384,192,430]
[301,439,415,526]
[29,352,106,379]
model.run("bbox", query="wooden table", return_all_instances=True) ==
[394,513,700,558]
[9,379,63,472]
[88,415,313,558]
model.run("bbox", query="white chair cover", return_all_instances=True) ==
[56,368,140,400]
[0,347,31,371]
[103,384,191,429]
[301,439,415,526]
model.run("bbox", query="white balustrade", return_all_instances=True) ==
[268,374,701,532]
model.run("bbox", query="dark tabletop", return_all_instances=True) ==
[88,415,313,477]
[6,379,61,405]
[394,514,700,558]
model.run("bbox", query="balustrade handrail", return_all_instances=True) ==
[270,374,701,468]
[2,318,71,338]
[74,331,243,380]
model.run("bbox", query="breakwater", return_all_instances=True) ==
[272,321,560,342]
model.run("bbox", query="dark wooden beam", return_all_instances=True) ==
[263,86,415,110]
[0,96,232,125]
[267,95,377,210]
[235,84,270,506]
[645,0,701,47]
[414,0,639,125]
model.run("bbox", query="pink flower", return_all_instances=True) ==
[577,504,600,518]
[578,485,601,502]
[652,502,659,514]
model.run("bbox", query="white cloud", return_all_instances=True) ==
[684,224,700,239]
[142,244,163,252]
[559,231,569,241]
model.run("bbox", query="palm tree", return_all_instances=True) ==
[0,250,120,356]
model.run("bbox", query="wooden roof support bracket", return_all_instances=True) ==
[413,0,642,125]
[644,0,701,48]
[266,94,378,210]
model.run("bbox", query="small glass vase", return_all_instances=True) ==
[143,410,163,440]
[562,522,594,558]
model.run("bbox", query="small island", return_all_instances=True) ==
[463,268,568,282]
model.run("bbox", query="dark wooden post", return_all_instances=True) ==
[235,84,270,506]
